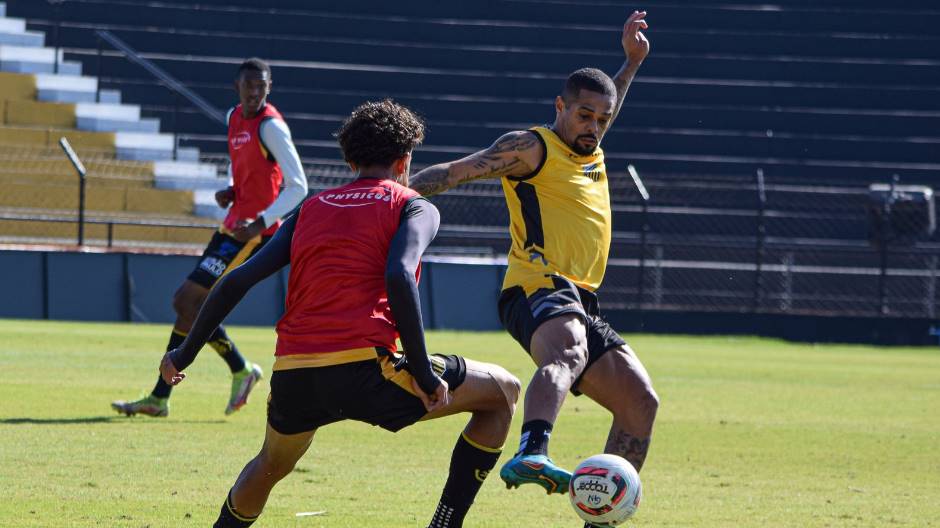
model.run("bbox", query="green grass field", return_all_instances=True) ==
[1,320,938,527]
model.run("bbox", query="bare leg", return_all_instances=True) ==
[227,424,316,518]
[422,358,520,448]
[577,345,659,471]
[171,279,209,333]
[524,314,589,424]
[421,359,520,527]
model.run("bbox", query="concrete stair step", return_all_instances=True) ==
[35,73,98,103]
[0,30,43,47]
[0,17,26,34]
[193,189,226,220]
[114,131,175,161]
[153,160,224,190]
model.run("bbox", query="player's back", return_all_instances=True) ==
[276,178,419,357]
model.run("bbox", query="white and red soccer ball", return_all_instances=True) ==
[569,454,642,526]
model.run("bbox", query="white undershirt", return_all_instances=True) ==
[226,107,308,227]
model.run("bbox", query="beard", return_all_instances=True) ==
[571,134,599,155]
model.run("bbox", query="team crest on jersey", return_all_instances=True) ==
[230,131,251,150]
[582,163,602,182]
[319,187,394,208]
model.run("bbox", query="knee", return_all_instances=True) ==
[491,367,522,413]
[639,385,659,421]
[618,384,659,425]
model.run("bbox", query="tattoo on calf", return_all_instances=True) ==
[606,429,651,471]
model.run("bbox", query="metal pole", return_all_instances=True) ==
[77,173,86,245]
[753,168,767,312]
[172,92,179,160]
[95,36,103,103]
[877,174,899,315]
[58,138,87,246]
[52,1,61,74]
[107,223,114,248]
[638,199,649,309]
[629,165,650,310]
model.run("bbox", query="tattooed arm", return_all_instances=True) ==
[409,130,544,197]
[610,10,651,124]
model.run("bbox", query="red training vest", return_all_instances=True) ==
[275,178,421,358]
[226,103,285,236]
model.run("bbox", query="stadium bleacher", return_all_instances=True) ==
[1,0,938,317]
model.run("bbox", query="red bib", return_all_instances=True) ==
[226,103,285,236]
[275,178,420,356]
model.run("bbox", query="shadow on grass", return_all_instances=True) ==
[0,416,227,425]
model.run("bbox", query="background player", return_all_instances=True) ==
[408,11,659,506]
[158,100,520,528]
[112,58,308,417]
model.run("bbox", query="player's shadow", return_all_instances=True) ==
[0,416,120,425]
[0,416,226,425]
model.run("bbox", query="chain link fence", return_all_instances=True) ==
[4,151,936,320]
[0,141,216,249]
[312,164,940,321]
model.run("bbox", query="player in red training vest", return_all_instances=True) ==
[112,58,307,418]
[158,100,521,528]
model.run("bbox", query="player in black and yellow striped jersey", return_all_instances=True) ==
[410,11,658,508]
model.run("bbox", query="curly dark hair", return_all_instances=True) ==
[336,99,425,168]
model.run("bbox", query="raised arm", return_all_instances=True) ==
[409,130,544,197]
[610,10,650,124]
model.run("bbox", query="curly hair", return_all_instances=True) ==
[336,99,425,168]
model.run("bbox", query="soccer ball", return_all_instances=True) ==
[569,454,642,526]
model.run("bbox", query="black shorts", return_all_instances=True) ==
[498,276,626,395]
[267,352,467,435]
[187,231,271,289]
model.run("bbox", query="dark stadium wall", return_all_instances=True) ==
[0,249,505,331]
[1,249,934,345]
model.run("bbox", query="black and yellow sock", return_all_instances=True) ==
[428,433,501,528]
[213,490,258,528]
[151,329,187,399]
[208,326,247,373]
[518,419,553,456]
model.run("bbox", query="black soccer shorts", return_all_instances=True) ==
[266,352,467,435]
[498,275,626,395]
[187,231,270,289]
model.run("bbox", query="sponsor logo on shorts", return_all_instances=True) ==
[199,256,227,277]
[318,187,393,208]
[217,241,240,258]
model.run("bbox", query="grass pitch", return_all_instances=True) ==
[1,319,938,527]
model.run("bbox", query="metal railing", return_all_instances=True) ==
[92,30,226,160]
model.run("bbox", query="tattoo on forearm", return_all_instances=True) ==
[611,62,639,123]
[409,133,538,196]
[409,166,453,196]
[606,429,651,472]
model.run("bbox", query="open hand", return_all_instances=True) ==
[622,10,650,65]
